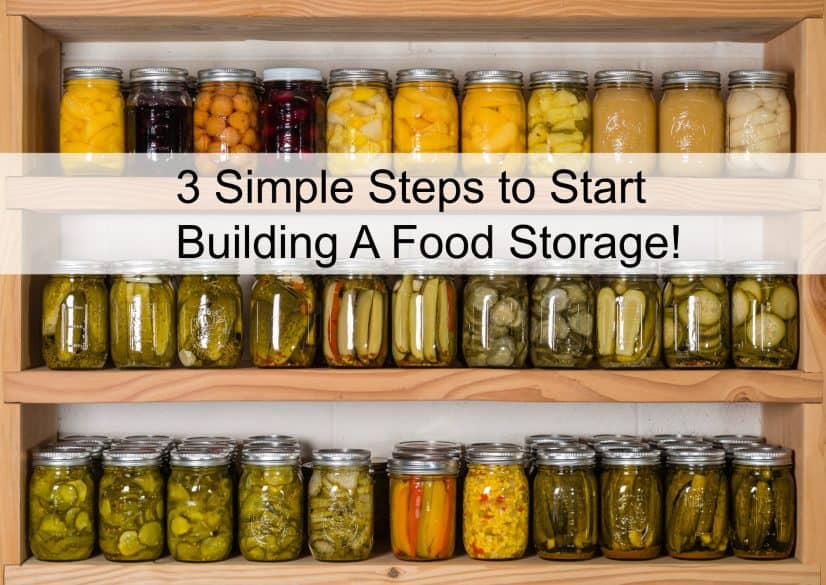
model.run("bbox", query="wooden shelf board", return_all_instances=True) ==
[3,367,822,404]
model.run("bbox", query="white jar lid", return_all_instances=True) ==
[262,67,323,82]
[661,260,726,276]
[729,259,796,275]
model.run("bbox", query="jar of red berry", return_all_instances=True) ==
[260,68,326,154]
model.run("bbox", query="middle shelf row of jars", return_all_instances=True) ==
[42,259,799,371]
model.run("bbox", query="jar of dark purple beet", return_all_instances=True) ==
[126,66,193,154]
[260,68,326,154]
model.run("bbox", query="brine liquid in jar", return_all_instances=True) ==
[126,66,193,155]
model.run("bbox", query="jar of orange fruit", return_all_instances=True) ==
[60,66,125,154]
[194,68,260,154]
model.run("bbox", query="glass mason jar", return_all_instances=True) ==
[251,263,318,367]
[659,70,724,176]
[371,457,390,546]
[392,264,458,367]
[463,263,529,368]
[29,446,96,561]
[98,447,165,561]
[194,68,260,154]
[126,66,193,154]
[167,447,234,562]
[238,446,303,562]
[322,264,388,367]
[42,261,109,370]
[530,265,595,368]
[260,67,326,154]
[533,446,598,560]
[596,266,662,368]
[110,261,176,368]
[177,262,243,368]
[524,435,579,473]
[662,261,730,368]
[394,68,459,155]
[308,449,374,561]
[60,66,125,154]
[731,261,798,368]
[731,446,796,559]
[463,443,529,560]
[54,439,107,481]
[664,448,729,560]
[389,454,459,561]
[599,447,663,560]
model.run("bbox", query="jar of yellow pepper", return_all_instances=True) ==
[60,66,125,154]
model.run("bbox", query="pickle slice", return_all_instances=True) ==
[735,279,762,302]
[731,289,750,327]
[616,290,646,357]
[684,290,722,327]
[769,286,797,320]
[663,317,675,349]
[746,313,786,348]
[702,277,726,295]
[393,276,412,356]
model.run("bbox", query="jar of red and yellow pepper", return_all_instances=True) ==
[60,66,125,154]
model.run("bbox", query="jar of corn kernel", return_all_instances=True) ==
[194,68,260,154]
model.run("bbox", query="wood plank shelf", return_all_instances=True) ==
[3,367,822,404]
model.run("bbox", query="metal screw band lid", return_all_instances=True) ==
[651,433,703,445]
[130,66,189,84]
[713,434,767,453]
[242,446,301,465]
[388,453,460,476]
[32,446,91,467]
[729,70,789,89]
[245,434,300,446]
[170,446,231,467]
[593,440,650,454]
[657,439,715,452]
[52,260,108,275]
[667,447,726,465]
[601,446,661,466]
[312,448,372,467]
[61,434,113,448]
[733,445,793,467]
[465,70,523,86]
[529,70,588,88]
[662,70,721,89]
[64,66,123,82]
[102,447,163,467]
[55,439,106,457]
[589,434,642,444]
[396,68,457,86]
[198,68,257,84]
[392,440,463,460]
[595,69,653,89]
[466,442,525,464]
[535,444,596,466]
[329,68,390,86]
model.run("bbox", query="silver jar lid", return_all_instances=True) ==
[118,441,167,455]
[55,439,106,456]
[64,66,123,82]
[595,69,653,89]
[371,457,388,475]
[130,66,189,84]
[593,440,649,454]
[667,447,726,465]
[651,433,703,445]
[601,446,661,466]
[111,259,176,276]
[729,70,789,89]
[388,454,460,476]
[182,435,235,445]
[535,445,596,467]
[61,433,112,447]
[242,446,301,466]
[713,434,767,453]
[529,70,588,88]
[52,260,108,275]
[657,439,715,452]
[733,445,793,467]
[124,434,175,446]
[32,446,91,467]
[197,67,257,84]
[312,448,372,467]
[393,440,463,459]
[243,440,302,454]
[465,70,523,86]
[466,442,525,464]
[102,447,163,467]
[396,68,457,86]
[589,433,642,444]
[662,70,721,89]
[170,446,231,467]
[246,434,299,446]
[329,68,390,86]
[525,434,579,453]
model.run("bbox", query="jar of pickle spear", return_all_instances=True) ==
[662,261,730,368]
[60,66,125,154]
[308,449,374,561]
[463,443,529,560]
[596,264,662,368]
[42,261,109,370]
[731,261,798,368]
[664,448,729,559]
[393,68,459,159]
[194,68,260,154]
[463,262,528,368]
[29,446,96,561]
[167,447,234,562]
[177,262,243,368]
[322,263,388,367]
[251,262,317,367]
[600,446,663,560]
[530,264,595,368]
[533,445,598,560]
[392,263,458,367]
[239,447,303,562]
[110,260,176,368]
[98,447,165,561]
[731,446,795,559]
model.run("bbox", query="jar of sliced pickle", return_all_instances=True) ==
[664,447,729,560]
[392,262,458,367]
[731,446,795,559]
[394,68,459,157]
[98,447,165,561]
[600,446,663,560]
[530,263,595,368]
[177,261,243,368]
[308,449,374,561]
[260,68,326,154]
[250,261,317,367]
[110,260,176,368]
[533,445,598,560]
[463,443,529,560]
[29,446,96,561]
[463,262,528,368]
[194,68,259,154]
[60,66,125,154]
[322,263,388,367]
[167,447,234,562]
[731,261,798,368]
[42,261,109,370]
[126,66,193,155]
[662,261,730,368]
[596,264,662,368]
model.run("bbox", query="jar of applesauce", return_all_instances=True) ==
[194,68,259,154]
[60,66,125,154]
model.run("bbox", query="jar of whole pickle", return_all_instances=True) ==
[126,66,193,154]
[29,446,96,561]
[392,262,458,367]
[322,263,388,367]
[596,264,662,368]
[731,446,795,559]
[308,449,374,561]
[42,261,109,370]
[530,263,595,368]
[463,262,528,368]
[98,447,165,561]
[110,260,176,368]
[167,447,234,562]
[260,67,326,154]
[463,443,528,560]
[194,68,259,154]
[251,262,317,367]
[533,445,598,560]
[662,261,730,368]
[60,66,125,154]
[238,447,303,562]
[394,68,459,156]
[731,261,798,368]
[593,70,657,175]
[664,447,728,559]
[389,454,459,561]
[600,446,663,560]
[177,261,243,368]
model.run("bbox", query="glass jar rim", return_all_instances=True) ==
[466,442,525,464]
[661,259,726,276]
[179,259,240,275]
[392,440,463,459]
[464,259,530,276]
[328,259,387,275]
[254,258,319,275]
[728,69,789,88]
[312,448,372,466]
[601,446,661,466]
[241,446,301,465]
[662,70,721,89]
[529,70,588,88]
[32,446,91,467]
[396,68,457,85]
[329,68,390,87]
[129,66,189,84]
[393,258,456,275]
[651,433,703,444]
[535,444,596,466]
[666,447,726,465]
[170,446,232,467]
[262,67,323,82]
[51,260,108,275]
[197,67,257,84]
[531,261,595,276]
[64,66,122,82]
[103,447,163,467]
[733,445,793,466]
[464,70,523,86]
[729,259,796,275]
[388,454,459,475]
[595,69,653,88]
[111,259,177,275]
[595,260,659,276]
